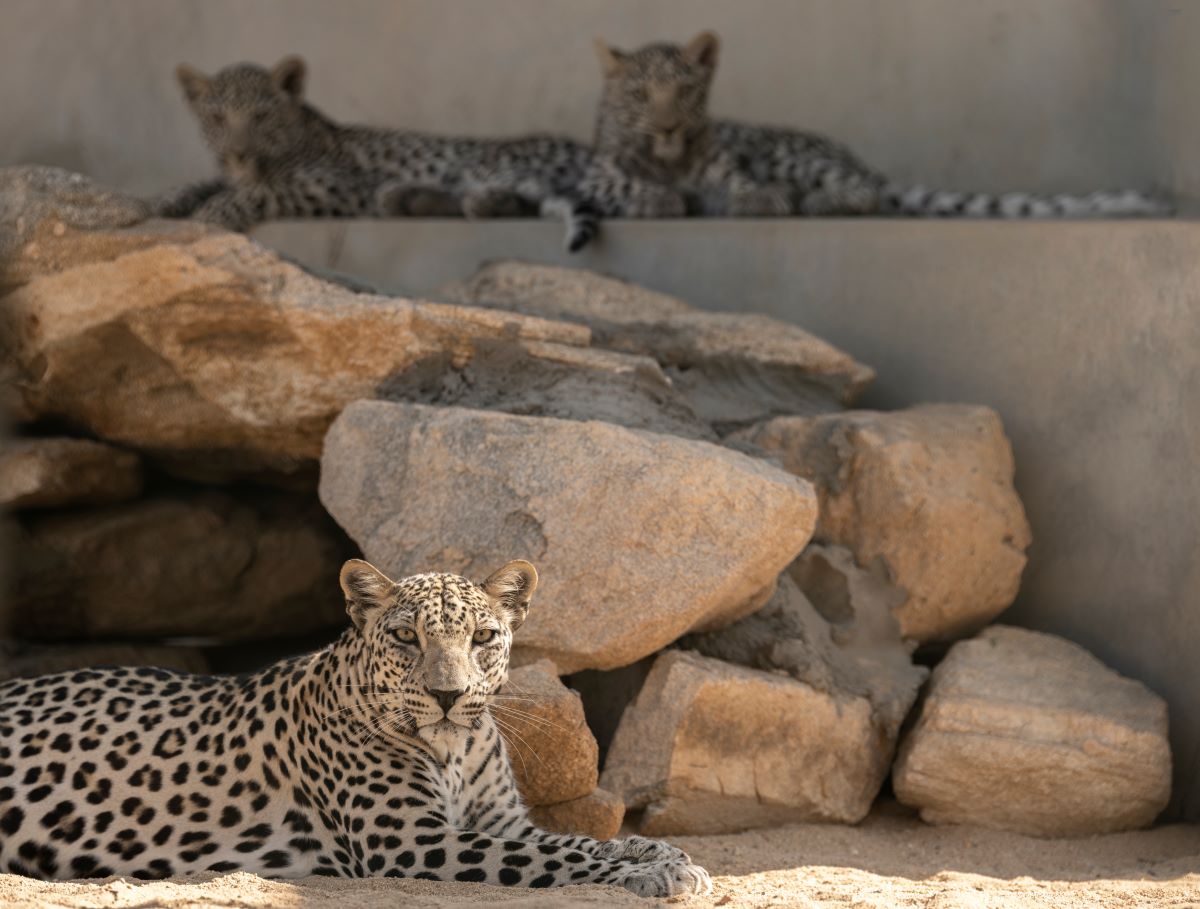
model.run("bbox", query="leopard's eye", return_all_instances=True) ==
[393,627,417,645]
[472,629,496,645]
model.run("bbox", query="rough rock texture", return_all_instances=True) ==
[499,661,599,807]
[682,545,926,740]
[0,640,208,682]
[440,261,875,429]
[0,165,147,263]
[601,649,897,834]
[734,404,1032,642]
[320,401,818,673]
[0,437,142,509]
[529,788,625,841]
[4,184,720,479]
[8,491,350,641]
[894,625,1172,838]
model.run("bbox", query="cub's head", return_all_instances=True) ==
[593,31,719,169]
[339,559,537,744]
[174,56,311,182]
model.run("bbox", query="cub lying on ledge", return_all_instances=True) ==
[0,559,711,897]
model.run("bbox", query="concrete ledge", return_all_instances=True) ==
[254,218,1200,819]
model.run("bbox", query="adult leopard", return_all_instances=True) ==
[0,559,711,896]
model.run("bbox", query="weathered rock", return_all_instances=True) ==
[682,546,926,739]
[530,788,625,841]
[7,181,733,479]
[601,649,897,835]
[893,625,1172,838]
[320,401,818,673]
[0,165,148,264]
[8,490,350,641]
[0,640,208,682]
[440,261,875,429]
[734,405,1032,642]
[500,660,599,807]
[0,437,142,509]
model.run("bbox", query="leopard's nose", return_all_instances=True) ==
[429,688,464,714]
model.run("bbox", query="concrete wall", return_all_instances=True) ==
[0,0,1188,199]
[255,217,1200,820]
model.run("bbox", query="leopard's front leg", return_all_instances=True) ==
[376,828,710,896]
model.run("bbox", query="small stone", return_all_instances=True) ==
[530,788,625,840]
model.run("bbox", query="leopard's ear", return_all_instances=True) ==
[483,560,538,631]
[340,559,395,630]
[593,39,628,78]
[271,55,307,99]
[684,31,720,69]
[176,64,211,103]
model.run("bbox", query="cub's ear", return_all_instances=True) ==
[340,559,395,630]
[175,64,211,103]
[684,30,720,68]
[593,39,628,77]
[483,560,538,631]
[271,55,307,98]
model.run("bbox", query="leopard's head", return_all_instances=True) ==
[592,31,719,172]
[338,559,537,747]
[175,56,311,182]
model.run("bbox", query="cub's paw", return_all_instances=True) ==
[729,184,792,216]
[615,858,713,898]
[597,834,690,865]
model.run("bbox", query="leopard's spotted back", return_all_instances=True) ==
[0,559,710,896]
[156,57,601,250]
[587,32,1170,219]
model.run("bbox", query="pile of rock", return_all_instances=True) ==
[0,166,1172,840]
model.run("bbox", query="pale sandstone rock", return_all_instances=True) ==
[9,491,349,641]
[501,661,599,807]
[0,437,142,509]
[893,625,1171,838]
[601,649,897,835]
[530,788,625,841]
[0,640,208,682]
[734,404,1032,642]
[440,260,875,428]
[319,401,817,673]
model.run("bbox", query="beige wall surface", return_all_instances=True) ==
[0,0,1189,200]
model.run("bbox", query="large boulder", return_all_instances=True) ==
[893,626,1172,837]
[440,261,875,430]
[0,437,142,509]
[601,649,894,834]
[500,660,599,807]
[320,401,817,673]
[3,176,713,480]
[8,490,350,641]
[734,404,1031,642]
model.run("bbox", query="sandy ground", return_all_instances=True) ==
[3,803,1198,909]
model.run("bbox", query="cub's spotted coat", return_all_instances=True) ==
[0,559,711,897]
[155,57,600,250]
[585,32,1170,219]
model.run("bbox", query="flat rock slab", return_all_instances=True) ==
[9,491,349,642]
[441,260,875,428]
[735,404,1032,642]
[893,625,1172,837]
[501,660,599,807]
[319,401,817,673]
[0,437,142,509]
[601,650,894,834]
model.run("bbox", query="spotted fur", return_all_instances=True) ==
[588,32,1171,219]
[153,57,600,250]
[0,559,710,897]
